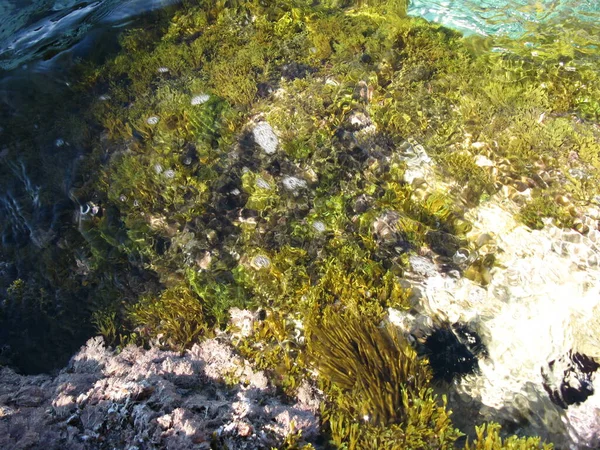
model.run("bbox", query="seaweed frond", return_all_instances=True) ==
[127,284,211,350]
[311,311,463,448]
[464,422,553,450]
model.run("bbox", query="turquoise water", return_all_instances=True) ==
[408,0,600,36]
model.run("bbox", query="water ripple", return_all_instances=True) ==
[407,0,600,37]
[0,0,180,71]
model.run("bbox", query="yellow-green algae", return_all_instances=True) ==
[55,0,600,447]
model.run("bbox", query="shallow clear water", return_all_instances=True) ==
[0,0,600,442]
[1,0,600,71]
[0,0,597,389]
[408,0,600,36]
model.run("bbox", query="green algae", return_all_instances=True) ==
[311,312,462,445]
[76,1,599,445]
[518,193,575,230]
[465,422,553,450]
[2,0,599,445]
[128,284,211,350]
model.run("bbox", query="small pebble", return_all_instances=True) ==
[453,249,470,265]
[252,122,278,155]
[251,255,271,269]
[191,94,210,105]
[474,154,494,167]
[312,221,326,233]
[255,177,272,190]
[282,176,307,191]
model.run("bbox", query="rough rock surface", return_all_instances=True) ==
[0,336,320,450]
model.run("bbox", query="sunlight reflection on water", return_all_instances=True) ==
[0,0,180,70]
[1,0,599,70]
[408,0,600,36]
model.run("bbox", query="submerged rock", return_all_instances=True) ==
[397,139,435,186]
[373,210,401,242]
[425,230,461,257]
[281,176,307,193]
[251,255,271,270]
[252,122,278,155]
[281,62,312,80]
[191,94,210,106]
[542,352,600,410]
[395,196,600,447]
[312,221,326,233]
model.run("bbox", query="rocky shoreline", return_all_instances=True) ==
[0,335,321,449]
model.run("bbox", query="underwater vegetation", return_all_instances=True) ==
[2,0,600,446]
[307,312,554,449]
[464,423,553,450]
[310,311,462,448]
[0,68,151,373]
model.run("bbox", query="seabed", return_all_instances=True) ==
[1,1,600,448]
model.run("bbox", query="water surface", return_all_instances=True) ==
[408,0,600,36]
[0,0,179,70]
[0,0,598,380]
[2,0,600,71]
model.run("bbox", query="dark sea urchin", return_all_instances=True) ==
[423,322,487,383]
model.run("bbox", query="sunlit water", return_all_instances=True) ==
[408,0,600,36]
[0,0,180,70]
[1,0,600,71]
[0,0,181,259]
[420,200,600,447]
[388,144,600,447]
